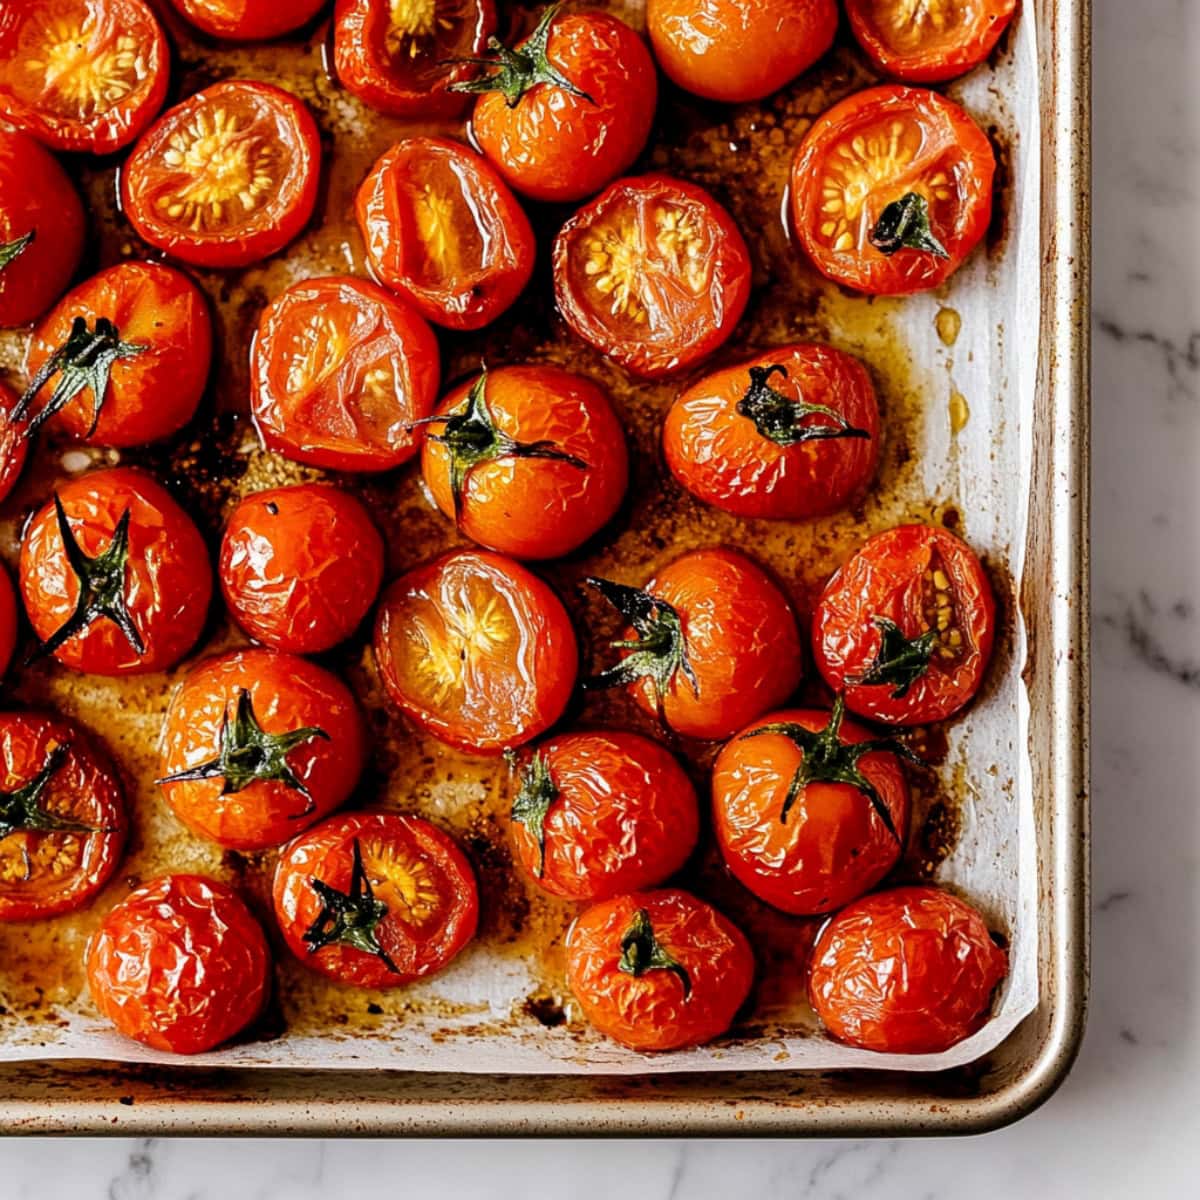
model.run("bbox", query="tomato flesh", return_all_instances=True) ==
[170,0,327,40]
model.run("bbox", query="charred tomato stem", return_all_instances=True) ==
[302,839,400,973]
[618,907,691,999]
[868,192,949,259]
[0,742,107,839]
[510,749,558,877]
[736,363,870,445]
[849,615,938,698]
[0,230,35,273]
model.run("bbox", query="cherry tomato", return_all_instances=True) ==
[553,173,752,379]
[808,884,1008,1053]
[21,262,212,448]
[0,129,84,328]
[647,0,837,103]
[19,466,212,675]
[0,564,15,679]
[510,731,699,902]
[791,85,995,296]
[421,365,628,560]
[0,711,126,920]
[87,873,271,1054]
[663,343,881,519]
[169,0,327,40]
[274,810,479,989]
[121,81,321,269]
[0,380,29,504]
[565,888,754,1051]
[374,548,578,754]
[251,275,440,473]
[812,523,996,725]
[356,136,535,331]
[0,0,168,154]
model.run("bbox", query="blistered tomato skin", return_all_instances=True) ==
[808,884,1009,1053]
[170,0,327,40]
[86,874,271,1055]
[0,565,15,680]
[0,381,28,504]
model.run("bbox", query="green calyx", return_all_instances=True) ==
[0,230,35,273]
[868,192,949,259]
[510,750,558,877]
[618,908,691,999]
[303,839,400,973]
[0,742,105,841]
[736,363,870,446]
[849,615,937,699]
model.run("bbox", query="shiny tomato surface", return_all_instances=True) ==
[0,380,28,504]
[0,564,15,679]
[169,0,327,40]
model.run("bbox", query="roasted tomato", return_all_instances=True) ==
[565,889,754,1051]
[19,262,212,447]
[587,548,803,741]
[220,484,384,654]
[0,0,168,154]
[121,81,321,269]
[510,731,699,901]
[159,648,366,851]
[553,174,752,379]
[333,0,495,118]
[647,0,837,103]
[791,85,995,295]
[808,884,1008,1053]
[0,129,84,328]
[420,365,628,560]
[663,344,881,519]
[356,136,535,331]
[19,467,212,675]
[274,810,479,989]
[0,564,15,679]
[0,380,29,504]
[374,548,578,753]
[86,874,271,1054]
[812,523,996,725]
[0,711,126,920]
[251,275,440,473]
[456,6,657,204]
[169,0,327,40]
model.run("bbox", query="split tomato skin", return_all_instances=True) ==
[169,0,327,40]
[0,564,15,679]
[0,380,29,504]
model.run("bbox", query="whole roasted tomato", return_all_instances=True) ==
[663,344,881,519]
[159,648,367,851]
[421,365,628,560]
[121,81,321,269]
[510,731,699,901]
[0,564,15,678]
[0,380,29,504]
[19,467,211,675]
[812,523,996,725]
[169,0,327,40]
[86,873,271,1054]
[565,888,754,1051]
[220,484,385,654]
[274,810,479,989]
[374,548,578,754]
[251,275,440,472]
[587,548,803,741]
[553,174,752,379]
[356,136,535,331]
[808,884,1009,1053]
[0,711,126,920]
[791,85,995,295]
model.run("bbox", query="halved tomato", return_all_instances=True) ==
[0,380,29,504]
[0,564,15,679]
[169,0,327,40]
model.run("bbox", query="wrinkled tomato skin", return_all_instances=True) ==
[0,380,29,504]
[160,648,367,852]
[220,484,385,654]
[663,344,881,519]
[510,732,699,902]
[274,810,479,989]
[19,467,212,675]
[813,523,996,725]
[0,711,126,921]
[170,0,327,40]
[565,889,754,1051]
[791,86,995,296]
[24,262,212,447]
[0,564,15,679]
[712,709,910,916]
[373,549,579,755]
[808,884,1008,1053]
[422,365,628,560]
[86,874,271,1055]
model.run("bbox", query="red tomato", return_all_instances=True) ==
[663,344,881,519]
[274,810,479,989]
[0,380,29,503]
[510,731,699,901]
[421,365,628,560]
[0,564,15,678]
[812,523,996,725]
[170,0,327,40]
[374,548,578,754]
[220,484,384,654]
[565,889,754,1051]
[0,711,126,920]
[251,275,440,473]
[0,0,168,154]
[356,136,535,331]
[121,81,321,269]
[19,467,212,675]
[87,874,271,1054]
[791,86,995,295]
[808,884,1008,1053]
[553,173,752,379]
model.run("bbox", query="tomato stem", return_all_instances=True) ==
[0,742,107,841]
[618,908,691,999]
[868,192,949,259]
[302,839,401,973]
[736,363,870,445]
[0,230,34,273]
[510,750,558,877]
[849,615,938,698]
